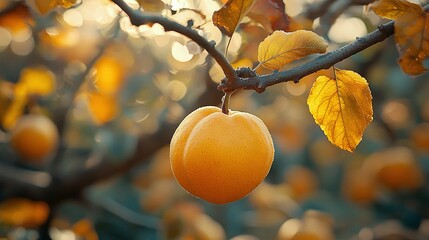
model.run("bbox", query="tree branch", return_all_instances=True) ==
[304,0,337,20]
[318,0,374,34]
[218,20,395,92]
[111,0,238,87]
[10,69,223,204]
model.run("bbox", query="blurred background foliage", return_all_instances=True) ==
[1,0,429,239]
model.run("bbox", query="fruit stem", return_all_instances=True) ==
[221,92,232,114]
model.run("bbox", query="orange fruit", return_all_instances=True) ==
[365,147,424,191]
[342,169,377,205]
[284,166,318,201]
[377,159,423,190]
[10,114,58,163]
[0,198,49,228]
[170,106,274,204]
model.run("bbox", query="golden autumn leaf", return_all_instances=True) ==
[231,58,254,69]
[248,0,292,32]
[15,66,56,98]
[87,92,119,125]
[370,0,422,20]
[257,30,328,70]
[395,11,429,75]
[371,0,428,75]
[1,98,26,130]
[93,55,125,94]
[0,67,55,129]
[307,69,373,152]
[34,0,77,15]
[213,0,257,37]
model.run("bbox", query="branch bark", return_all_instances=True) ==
[218,4,429,93]
[218,20,395,92]
[9,70,223,204]
[111,0,238,86]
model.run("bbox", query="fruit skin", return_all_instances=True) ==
[10,114,59,163]
[170,106,274,204]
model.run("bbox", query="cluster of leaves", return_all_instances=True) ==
[0,67,55,130]
[370,0,429,75]
[212,0,429,152]
[212,0,371,151]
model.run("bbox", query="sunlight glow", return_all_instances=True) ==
[170,0,186,11]
[286,0,304,17]
[11,33,34,56]
[171,41,193,62]
[63,9,84,27]
[0,27,11,51]
[286,81,307,96]
[50,229,76,240]
[278,219,302,239]
[382,100,410,128]
[124,0,140,9]
[328,17,367,43]
[167,80,187,101]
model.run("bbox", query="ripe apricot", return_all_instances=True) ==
[10,114,58,163]
[170,106,274,204]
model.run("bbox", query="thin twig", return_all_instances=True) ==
[304,0,337,20]
[0,162,51,190]
[7,68,223,204]
[218,20,396,92]
[48,17,122,177]
[111,0,238,86]
[221,92,232,114]
[218,3,429,92]
[86,196,160,229]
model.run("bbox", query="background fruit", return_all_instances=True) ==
[170,106,274,204]
[342,168,377,205]
[10,114,59,163]
[284,166,318,201]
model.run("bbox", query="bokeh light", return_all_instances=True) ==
[171,41,193,62]
[328,16,367,43]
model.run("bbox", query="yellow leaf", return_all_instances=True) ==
[93,55,125,94]
[231,58,253,69]
[34,0,77,15]
[257,30,328,71]
[307,69,373,152]
[87,92,119,125]
[370,0,422,20]
[212,0,257,37]
[395,12,429,75]
[0,67,55,130]
[2,98,26,130]
[16,66,56,98]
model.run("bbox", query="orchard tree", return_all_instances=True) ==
[0,0,429,239]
